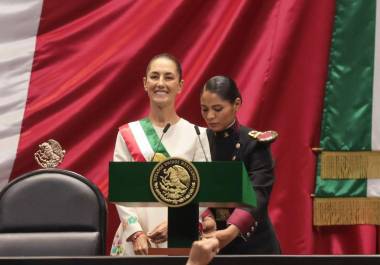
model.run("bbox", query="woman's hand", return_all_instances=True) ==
[132,233,151,255]
[147,221,168,244]
[203,224,240,249]
[202,216,217,234]
[186,237,220,265]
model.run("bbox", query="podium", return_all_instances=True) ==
[109,161,256,250]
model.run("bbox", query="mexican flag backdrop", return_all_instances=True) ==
[1,0,379,254]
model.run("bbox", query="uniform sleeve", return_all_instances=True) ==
[227,142,275,234]
[113,131,144,238]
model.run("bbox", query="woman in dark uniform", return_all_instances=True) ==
[200,75,281,254]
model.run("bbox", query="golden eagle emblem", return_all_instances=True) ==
[34,139,65,168]
[150,157,199,207]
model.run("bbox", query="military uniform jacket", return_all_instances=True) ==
[206,122,281,254]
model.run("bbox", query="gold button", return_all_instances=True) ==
[235,143,241,149]
[224,132,229,138]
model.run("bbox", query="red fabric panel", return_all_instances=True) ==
[119,124,146,162]
[11,0,377,254]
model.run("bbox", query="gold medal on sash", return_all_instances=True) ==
[152,153,167,162]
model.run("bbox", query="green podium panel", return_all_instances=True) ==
[109,161,256,248]
[109,161,256,207]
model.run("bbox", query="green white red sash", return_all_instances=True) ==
[119,118,170,161]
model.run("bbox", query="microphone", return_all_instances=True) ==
[194,125,209,162]
[150,123,171,162]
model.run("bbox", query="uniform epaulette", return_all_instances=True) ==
[248,130,278,143]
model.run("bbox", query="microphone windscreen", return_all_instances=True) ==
[194,125,201,135]
[163,123,171,133]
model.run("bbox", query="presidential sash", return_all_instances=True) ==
[119,118,170,161]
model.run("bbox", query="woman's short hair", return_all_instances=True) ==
[203,75,242,103]
[146,53,183,80]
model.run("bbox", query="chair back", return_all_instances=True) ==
[0,169,107,256]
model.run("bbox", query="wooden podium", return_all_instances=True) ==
[109,161,256,253]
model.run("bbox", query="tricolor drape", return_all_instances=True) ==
[314,1,380,252]
[313,0,380,242]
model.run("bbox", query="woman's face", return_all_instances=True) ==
[200,90,241,132]
[144,57,183,107]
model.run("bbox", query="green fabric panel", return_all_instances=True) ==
[320,0,375,150]
[315,0,375,196]
[314,158,366,197]
[139,118,170,158]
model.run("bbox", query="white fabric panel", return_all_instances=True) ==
[0,0,43,190]
[129,120,154,161]
[368,0,380,197]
